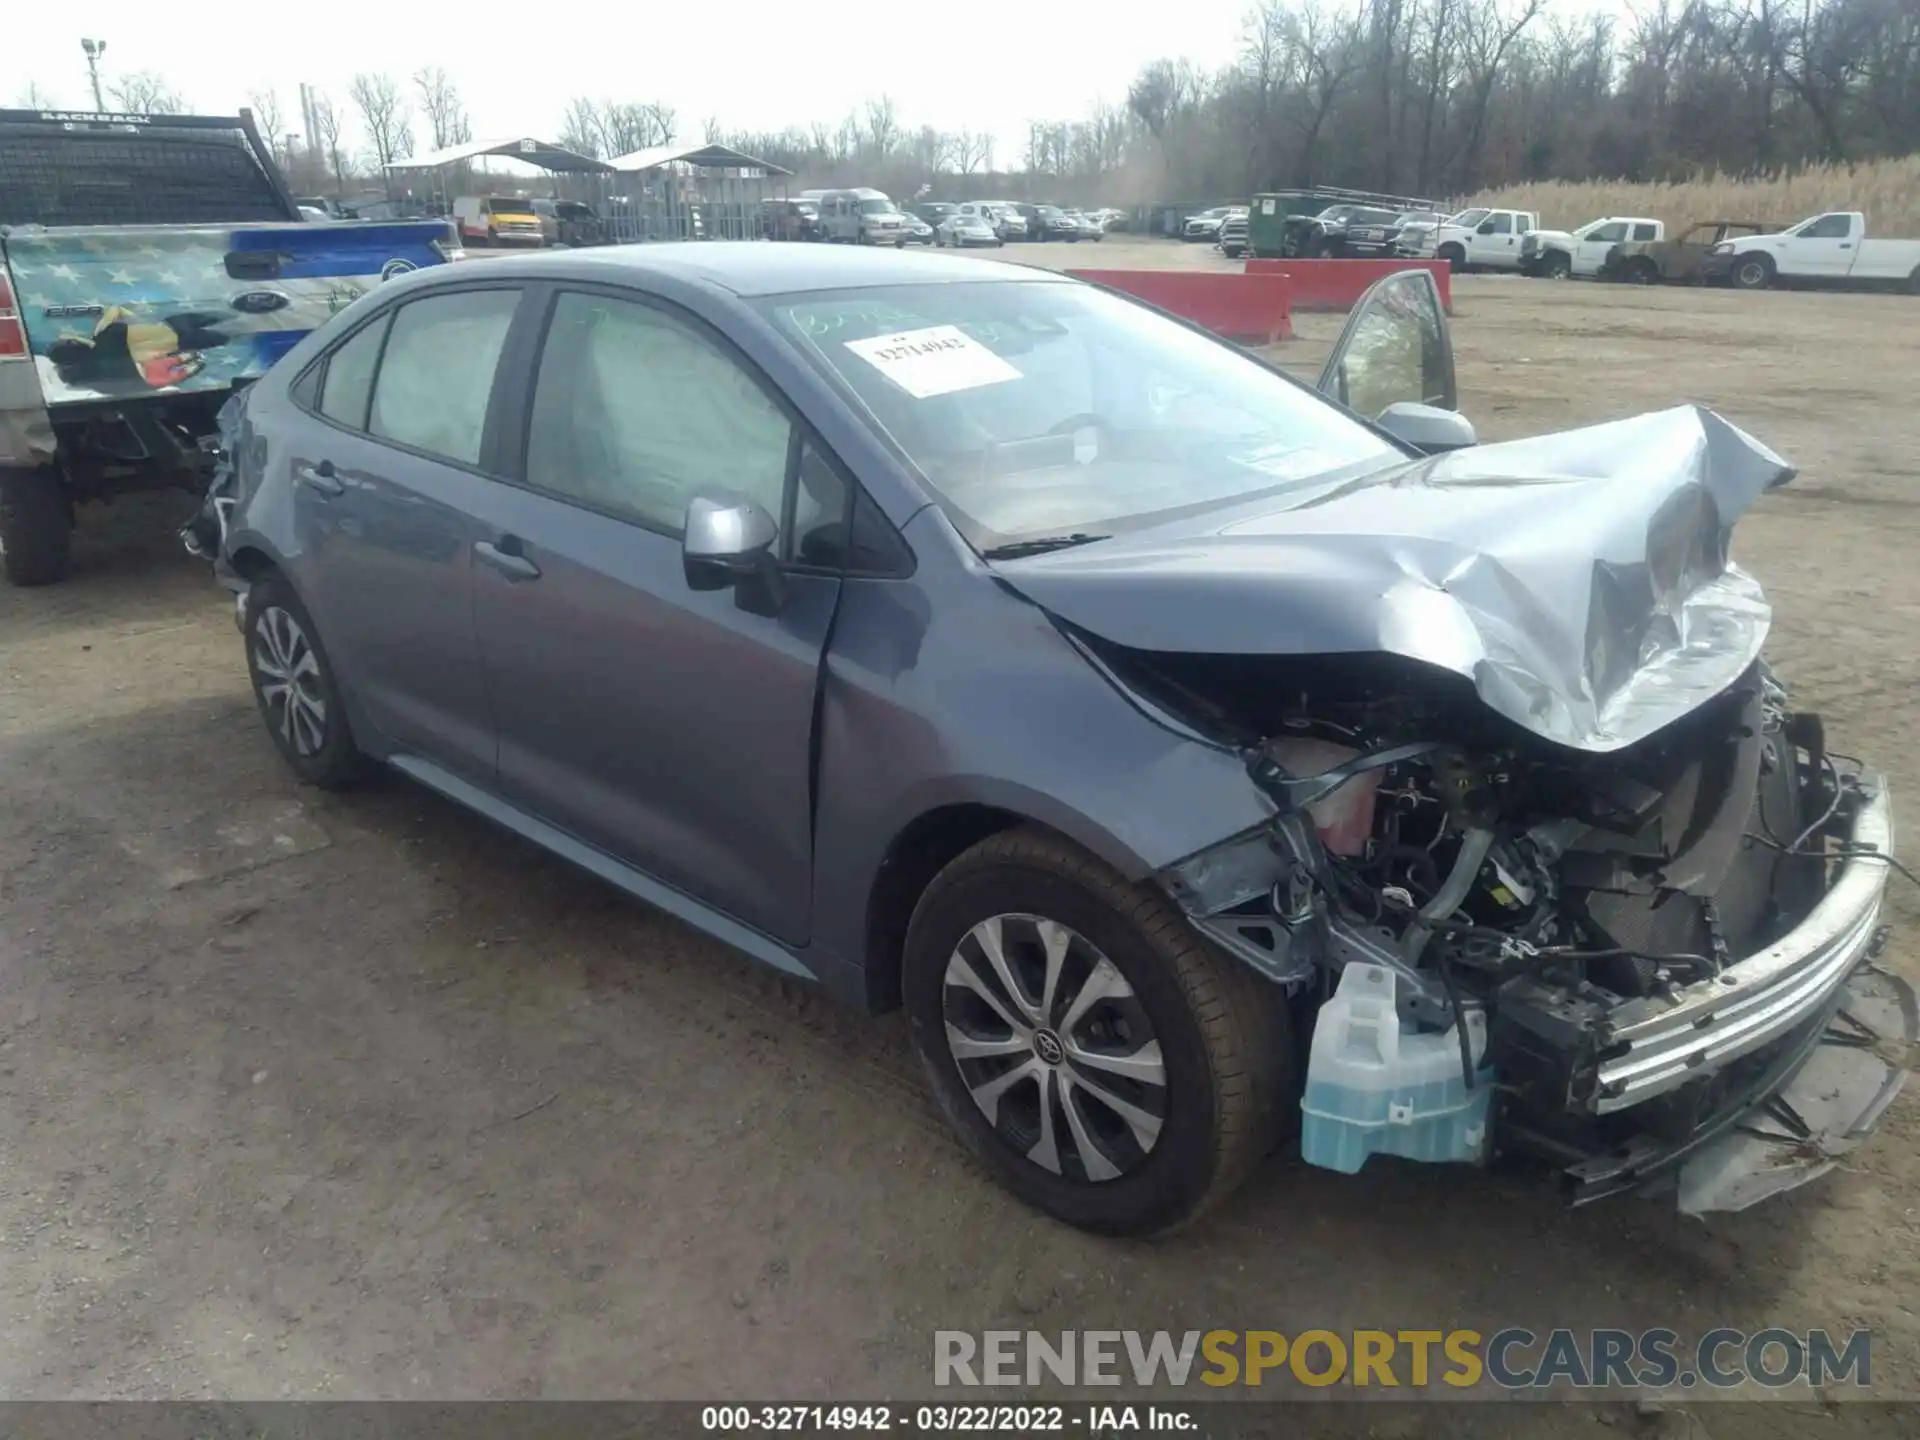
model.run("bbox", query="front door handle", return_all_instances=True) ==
[294,459,344,497]
[475,537,541,581]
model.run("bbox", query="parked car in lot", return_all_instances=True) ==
[1014,204,1081,241]
[1353,209,1443,256]
[901,213,936,246]
[1519,217,1664,279]
[1182,206,1242,242]
[1063,209,1104,240]
[1602,220,1769,285]
[195,244,1908,1237]
[1713,211,1920,292]
[1287,204,1409,258]
[972,203,1027,241]
[763,199,824,243]
[454,195,546,248]
[1086,208,1127,234]
[1415,207,1540,271]
[812,188,908,246]
[0,106,460,586]
[936,212,1002,248]
[1217,211,1248,258]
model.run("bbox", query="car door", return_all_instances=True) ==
[1315,269,1458,419]
[462,284,849,946]
[283,283,522,782]
[1576,221,1627,276]
[1472,211,1517,266]
[1781,213,1856,277]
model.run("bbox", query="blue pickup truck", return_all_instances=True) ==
[0,107,461,584]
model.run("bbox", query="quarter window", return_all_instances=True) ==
[367,289,520,466]
[525,291,794,539]
[317,314,388,431]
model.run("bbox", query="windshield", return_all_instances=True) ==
[1449,208,1489,227]
[858,198,897,215]
[485,197,534,214]
[756,281,1402,551]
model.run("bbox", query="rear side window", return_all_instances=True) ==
[369,289,520,466]
[318,315,389,431]
[1632,223,1659,242]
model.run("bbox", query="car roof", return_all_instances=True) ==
[437,242,1066,297]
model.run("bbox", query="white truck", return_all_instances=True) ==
[1421,207,1539,272]
[1713,211,1920,293]
[1519,217,1664,279]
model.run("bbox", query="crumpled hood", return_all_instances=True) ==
[995,405,1794,753]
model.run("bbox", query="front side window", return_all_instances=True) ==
[1584,222,1627,243]
[1799,213,1852,239]
[1450,208,1489,228]
[525,291,793,537]
[1484,213,1513,235]
[368,288,520,466]
[758,281,1400,552]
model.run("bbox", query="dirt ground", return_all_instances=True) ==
[3,239,1919,1432]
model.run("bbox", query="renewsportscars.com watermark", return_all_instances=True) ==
[934,1328,1873,1392]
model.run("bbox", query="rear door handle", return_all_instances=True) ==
[294,459,344,496]
[474,537,541,581]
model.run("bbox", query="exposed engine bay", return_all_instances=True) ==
[1130,645,1910,1211]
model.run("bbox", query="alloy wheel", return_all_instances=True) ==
[252,604,328,757]
[941,913,1168,1183]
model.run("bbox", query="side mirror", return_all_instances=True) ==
[1375,402,1478,455]
[682,495,785,616]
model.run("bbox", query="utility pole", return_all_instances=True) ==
[81,38,107,111]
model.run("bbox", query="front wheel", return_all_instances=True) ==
[1733,254,1775,290]
[1542,251,1572,280]
[1438,243,1467,273]
[243,573,364,789]
[0,464,73,587]
[903,829,1289,1236]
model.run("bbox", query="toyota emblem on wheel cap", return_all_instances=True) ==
[1032,1029,1065,1066]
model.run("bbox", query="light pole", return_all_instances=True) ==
[81,38,106,111]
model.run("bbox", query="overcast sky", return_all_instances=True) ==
[8,2,1259,163]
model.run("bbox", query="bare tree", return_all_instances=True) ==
[643,103,678,147]
[17,81,57,109]
[107,72,185,114]
[247,89,285,165]
[349,72,414,192]
[559,97,607,158]
[413,67,471,151]
[311,91,348,193]
[863,96,901,155]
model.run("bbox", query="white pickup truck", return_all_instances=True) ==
[1418,207,1540,272]
[1520,217,1664,279]
[1714,211,1920,293]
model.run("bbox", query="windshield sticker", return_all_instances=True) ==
[844,325,1022,399]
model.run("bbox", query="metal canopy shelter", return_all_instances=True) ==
[604,142,793,242]
[384,136,614,222]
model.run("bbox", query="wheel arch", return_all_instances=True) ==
[860,800,1152,1013]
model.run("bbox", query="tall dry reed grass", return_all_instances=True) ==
[1470,157,1920,234]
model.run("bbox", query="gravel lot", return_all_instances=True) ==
[3,240,1917,1431]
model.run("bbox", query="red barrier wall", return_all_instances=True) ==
[1066,269,1293,344]
[1244,257,1453,314]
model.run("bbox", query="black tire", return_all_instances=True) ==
[0,464,74,587]
[1732,254,1775,291]
[1542,250,1572,280]
[903,828,1289,1237]
[1625,257,1659,285]
[1438,242,1466,273]
[242,572,364,789]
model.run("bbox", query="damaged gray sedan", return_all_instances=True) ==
[191,245,1910,1235]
